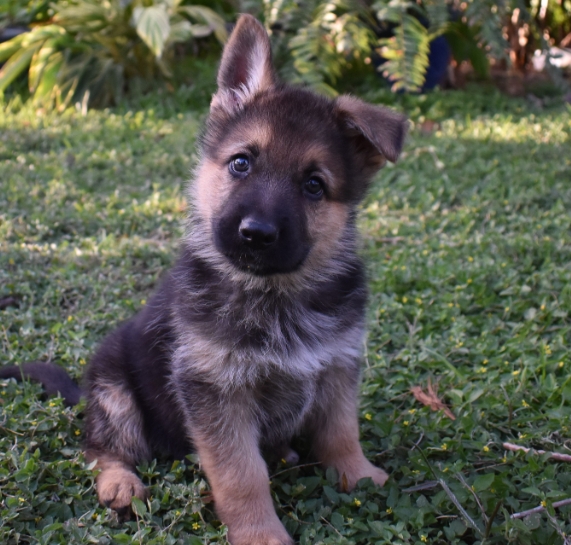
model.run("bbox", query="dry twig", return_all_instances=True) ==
[502,442,571,463]
[511,498,571,519]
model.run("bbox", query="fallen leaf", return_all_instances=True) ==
[410,380,455,420]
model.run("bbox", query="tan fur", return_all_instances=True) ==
[86,453,148,514]
[193,159,233,225]
[312,389,389,491]
[304,201,350,271]
[193,420,293,545]
[193,122,274,225]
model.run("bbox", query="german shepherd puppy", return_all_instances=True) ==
[3,14,407,545]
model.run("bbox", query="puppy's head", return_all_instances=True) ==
[192,15,407,278]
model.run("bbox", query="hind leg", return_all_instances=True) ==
[84,378,151,515]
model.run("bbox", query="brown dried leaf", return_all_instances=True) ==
[340,472,349,493]
[410,380,455,420]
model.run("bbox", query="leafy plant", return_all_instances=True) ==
[0,0,51,28]
[0,0,227,108]
[374,0,450,92]
[259,0,378,96]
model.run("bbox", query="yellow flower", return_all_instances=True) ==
[502,456,507,463]
[448,303,454,307]
[408,409,416,415]
[354,498,361,506]
[403,420,410,426]
[468,256,474,262]
[415,298,422,304]
[559,361,564,368]
[386,507,393,514]
[192,522,200,530]
[540,304,546,311]
[75,429,81,436]
[67,315,73,322]
[441,443,448,450]
[467,278,473,284]
[365,413,372,421]
[79,358,86,365]
[522,400,529,408]
[505,307,510,312]
[402,296,408,303]
[483,446,490,452]
[31,421,37,426]
[483,359,489,365]
[504,360,509,365]
[141,299,146,305]
[49,402,56,407]
[19,497,25,503]
[512,370,520,376]
[421,535,428,542]
[501,262,507,268]
[281,458,287,464]
[540,500,547,508]
[544,345,552,355]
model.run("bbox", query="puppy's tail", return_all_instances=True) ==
[0,362,82,406]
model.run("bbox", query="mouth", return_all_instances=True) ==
[224,249,308,276]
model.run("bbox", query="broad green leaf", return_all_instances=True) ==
[472,473,495,492]
[133,5,170,58]
[131,496,147,517]
[168,20,194,43]
[0,34,27,63]
[177,5,227,43]
[0,45,40,93]
[29,38,60,93]
[34,52,64,99]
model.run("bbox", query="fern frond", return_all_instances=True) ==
[377,9,431,92]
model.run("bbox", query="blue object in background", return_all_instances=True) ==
[421,34,451,91]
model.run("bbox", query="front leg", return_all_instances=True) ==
[185,390,293,545]
[309,366,388,491]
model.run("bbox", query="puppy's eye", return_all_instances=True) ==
[304,177,324,199]
[230,155,250,175]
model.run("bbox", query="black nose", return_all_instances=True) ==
[239,217,278,247]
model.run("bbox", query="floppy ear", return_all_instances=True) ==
[335,95,408,172]
[211,14,276,112]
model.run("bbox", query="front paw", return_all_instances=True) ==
[338,458,389,492]
[97,467,148,518]
[228,519,294,545]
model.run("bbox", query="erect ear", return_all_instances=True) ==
[335,95,408,172]
[211,14,276,112]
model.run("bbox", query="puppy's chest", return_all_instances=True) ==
[179,301,362,385]
[252,369,317,445]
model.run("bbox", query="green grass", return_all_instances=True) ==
[1,88,570,545]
